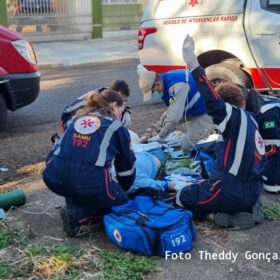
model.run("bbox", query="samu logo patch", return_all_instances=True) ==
[255,130,265,155]
[263,120,276,129]
[113,229,122,243]
[74,116,100,135]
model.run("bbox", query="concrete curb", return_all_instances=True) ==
[37,57,138,70]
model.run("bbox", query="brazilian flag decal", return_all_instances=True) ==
[263,120,276,129]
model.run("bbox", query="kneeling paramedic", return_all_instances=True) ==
[43,90,136,237]
[257,96,280,192]
[138,67,214,153]
[176,35,266,229]
[60,80,132,131]
[237,87,280,193]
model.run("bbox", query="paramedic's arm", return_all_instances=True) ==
[191,68,228,125]
[60,98,86,132]
[158,83,189,139]
[114,126,136,190]
[182,35,226,125]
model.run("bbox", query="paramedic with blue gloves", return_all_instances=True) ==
[176,35,266,229]
[59,80,131,132]
[43,90,136,237]
[138,68,213,153]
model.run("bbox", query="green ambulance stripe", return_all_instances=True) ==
[263,120,276,129]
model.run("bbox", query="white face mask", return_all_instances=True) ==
[152,91,163,101]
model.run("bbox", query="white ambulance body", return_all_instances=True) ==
[138,0,280,93]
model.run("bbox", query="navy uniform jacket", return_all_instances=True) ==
[43,110,136,197]
[257,96,280,185]
[192,67,266,198]
[257,96,280,146]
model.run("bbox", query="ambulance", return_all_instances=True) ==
[138,0,280,93]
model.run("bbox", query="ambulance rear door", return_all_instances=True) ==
[245,0,280,91]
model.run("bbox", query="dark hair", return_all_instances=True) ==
[246,89,263,114]
[110,80,130,97]
[233,83,249,101]
[216,82,245,107]
[75,89,123,118]
[155,74,161,83]
[100,89,123,106]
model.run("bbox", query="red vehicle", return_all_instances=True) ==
[0,25,40,130]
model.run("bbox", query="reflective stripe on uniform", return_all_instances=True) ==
[64,100,86,113]
[261,103,280,114]
[53,147,60,156]
[229,110,247,175]
[264,139,280,147]
[53,132,66,156]
[217,134,224,142]
[117,163,136,177]
[95,120,122,167]
[249,114,259,128]
[218,103,232,133]
[185,91,201,111]
[77,87,107,100]
[185,69,189,83]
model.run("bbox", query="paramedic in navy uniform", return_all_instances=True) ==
[59,80,131,132]
[42,89,136,237]
[255,96,280,193]
[176,35,266,229]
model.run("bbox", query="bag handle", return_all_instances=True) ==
[111,209,154,224]
[147,199,187,216]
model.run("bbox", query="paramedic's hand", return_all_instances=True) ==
[182,34,199,70]
[148,134,163,143]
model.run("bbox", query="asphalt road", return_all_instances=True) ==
[5,59,150,132]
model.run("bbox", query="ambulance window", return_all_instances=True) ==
[260,0,280,13]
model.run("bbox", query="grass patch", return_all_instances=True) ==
[30,244,159,279]
[0,222,159,279]
[0,221,33,250]
[263,204,280,221]
[27,244,49,256]
[95,251,160,280]
[0,262,11,279]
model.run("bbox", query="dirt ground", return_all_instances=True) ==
[1,104,280,279]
